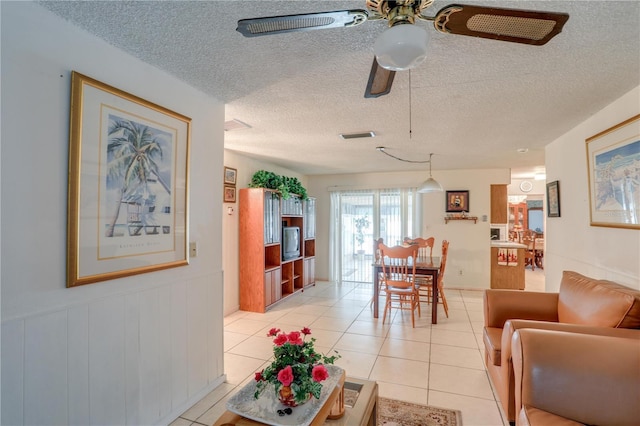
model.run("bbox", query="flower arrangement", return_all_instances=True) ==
[254,327,340,406]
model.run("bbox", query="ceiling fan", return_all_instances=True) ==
[237,0,569,98]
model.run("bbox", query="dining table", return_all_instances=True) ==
[373,255,442,324]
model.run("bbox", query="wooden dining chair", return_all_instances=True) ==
[404,237,435,305]
[426,240,450,318]
[378,242,421,327]
[369,238,385,308]
[522,235,536,271]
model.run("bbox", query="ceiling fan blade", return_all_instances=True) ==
[433,4,569,45]
[237,10,368,37]
[364,57,396,98]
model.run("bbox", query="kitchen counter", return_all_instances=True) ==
[491,241,526,249]
[490,241,525,290]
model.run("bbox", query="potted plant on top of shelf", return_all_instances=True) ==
[354,215,370,257]
[248,170,308,200]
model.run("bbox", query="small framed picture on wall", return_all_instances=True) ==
[546,180,561,217]
[445,190,470,212]
[224,185,236,203]
[224,166,237,185]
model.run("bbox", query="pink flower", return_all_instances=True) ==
[273,333,288,346]
[301,327,312,335]
[254,371,263,381]
[267,328,281,337]
[287,331,303,345]
[312,364,328,382]
[277,365,294,386]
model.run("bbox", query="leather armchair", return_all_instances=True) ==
[512,329,640,426]
[483,271,640,422]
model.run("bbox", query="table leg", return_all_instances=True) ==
[431,271,438,324]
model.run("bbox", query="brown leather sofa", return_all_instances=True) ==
[483,270,640,423]
[512,328,640,425]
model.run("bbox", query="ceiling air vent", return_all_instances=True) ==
[339,131,376,140]
[224,119,251,132]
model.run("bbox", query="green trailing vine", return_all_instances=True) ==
[248,170,308,200]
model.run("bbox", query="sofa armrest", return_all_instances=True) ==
[484,290,559,328]
[512,329,640,426]
[501,319,640,368]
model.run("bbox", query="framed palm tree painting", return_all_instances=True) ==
[67,72,191,287]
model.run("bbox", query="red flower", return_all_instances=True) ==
[287,331,303,345]
[301,327,312,335]
[273,333,288,346]
[254,371,263,381]
[312,364,329,382]
[277,365,294,386]
[267,328,281,337]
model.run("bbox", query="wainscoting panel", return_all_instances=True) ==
[89,295,127,425]
[24,310,68,425]
[0,273,223,425]
[1,320,25,425]
[68,304,90,425]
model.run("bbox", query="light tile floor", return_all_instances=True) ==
[171,269,545,426]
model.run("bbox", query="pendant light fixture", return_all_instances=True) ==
[418,153,443,193]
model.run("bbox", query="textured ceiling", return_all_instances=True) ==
[39,1,640,178]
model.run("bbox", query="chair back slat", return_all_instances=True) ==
[378,242,418,290]
[403,237,435,259]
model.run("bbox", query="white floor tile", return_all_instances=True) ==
[431,328,480,349]
[379,337,430,363]
[429,364,494,400]
[429,390,507,426]
[333,349,377,380]
[370,355,429,389]
[430,343,485,370]
[334,332,385,355]
[223,353,265,385]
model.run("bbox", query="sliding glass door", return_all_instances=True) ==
[330,188,419,284]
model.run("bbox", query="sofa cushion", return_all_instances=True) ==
[558,271,640,328]
[483,327,502,366]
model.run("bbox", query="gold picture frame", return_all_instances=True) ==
[224,185,236,203]
[586,114,640,229]
[67,71,191,287]
[224,166,237,185]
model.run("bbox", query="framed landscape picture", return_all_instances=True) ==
[446,190,470,212]
[67,71,191,287]
[546,181,561,217]
[586,114,640,229]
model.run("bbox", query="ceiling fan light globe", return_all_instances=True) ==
[374,24,428,71]
[418,177,443,193]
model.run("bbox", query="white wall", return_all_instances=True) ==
[544,86,640,291]
[222,150,305,315]
[1,3,225,424]
[306,168,511,290]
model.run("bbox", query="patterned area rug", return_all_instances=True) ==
[377,397,463,426]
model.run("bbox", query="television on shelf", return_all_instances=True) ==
[282,226,300,260]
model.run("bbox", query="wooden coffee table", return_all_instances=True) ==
[213,370,346,426]
[212,373,378,426]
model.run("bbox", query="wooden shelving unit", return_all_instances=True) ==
[239,188,316,313]
[444,216,478,224]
